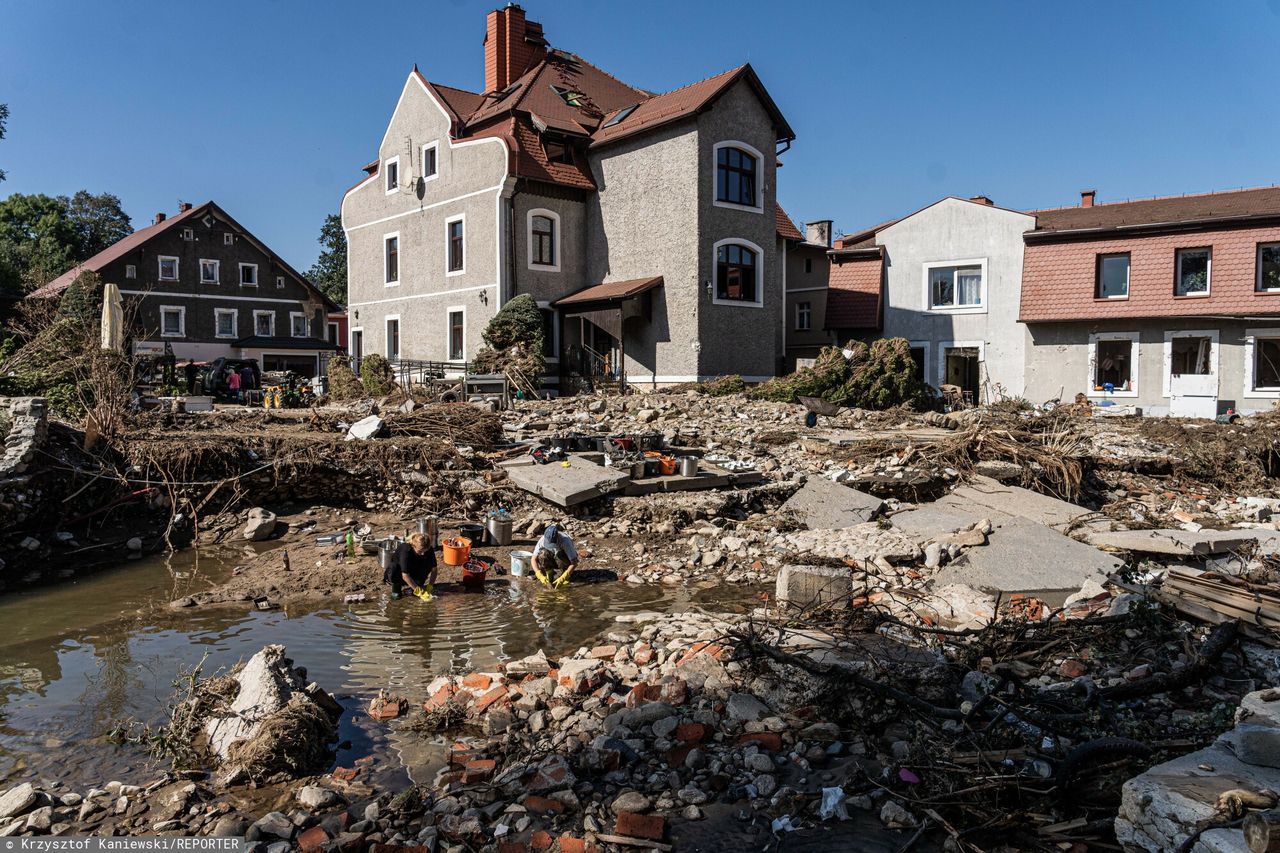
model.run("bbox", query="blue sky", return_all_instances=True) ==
[3,0,1279,270]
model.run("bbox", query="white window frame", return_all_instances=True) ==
[527,208,561,272]
[199,258,220,284]
[181,227,194,241]
[214,308,238,339]
[385,314,401,361]
[536,300,560,364]
[223,233,234,246]
[239,263,258,288]
[384,155,400,194]
[445,305,466,362]
[1161,329,1219,398]
[125,264,136,280]
[276,275,285,289]
[289,312,309,339]
[159,305,186,338]
[711,237,765,308]
[935,340,986,396]
[1097,253,1131,300]
[1244,327,1280,398]
[383,231,400,287]
[1175,247,1212,297]
[909,340,932,386]
[1087,331,1140,398]
[327,321,340,345]
[795,301,812,331]
[253,310,275,337]
[421,142,439,183]
[158,255,179,282]
[1257,243,1280,293]
[349,326,363,361]
[711,139,765,213]
[922,258,988,315]
[445,214,466,277]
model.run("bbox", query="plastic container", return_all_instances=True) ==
[679,456,699,477]
[510,550,534,577]
[442,536,471,566]
[487,515,513,546]
[659,456,678,476]
[461,556,488,588]
[459,523,485,543]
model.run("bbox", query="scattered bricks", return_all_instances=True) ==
[589,644,617,660]
[462,673,493,691]
[448,743,482,768]
[521,795,566,816]
[531,830,554,850]
[739,732,783,752]
[471,686,509,716]
[463,759,497,784]
[632,645,654,665]
[614,811,665,841]
[424,684,456,712]
[330,767,358,782]
[297,825,330,852]
[1059,659,1089,678]
[368,696,405,721]
[557,837,599,853]
[675,723,710,744]
[676,642,710,667]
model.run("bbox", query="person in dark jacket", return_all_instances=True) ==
[240,365,256,392]
[384,531,437,599]
[184,360,198,394]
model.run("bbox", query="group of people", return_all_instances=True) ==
[382,524,579,598]
[181,360,258,402]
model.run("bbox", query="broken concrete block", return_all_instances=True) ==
[780,477,884,529]
[507,455,630,507]
[777,523,919,564]
[890,506,986,545]
[938,476,1097,532]
[1086,528,1265,557]
[935,517,1122,595]
[775,564,853,609]
[346,415,383,441]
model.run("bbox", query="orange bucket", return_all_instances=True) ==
[461,556,488,588]
[442,536,471,566]
[659,456,678,476]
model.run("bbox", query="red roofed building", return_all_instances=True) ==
[340,4,798,390]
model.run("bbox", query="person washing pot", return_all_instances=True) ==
[386,531,437,600]
[533,524,578,587]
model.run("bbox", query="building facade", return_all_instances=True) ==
[340,4,797,389]
[30,201,338,375]
[782,218,835,370]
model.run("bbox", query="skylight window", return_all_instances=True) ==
[550,85,584,107]
[602,104,638,128]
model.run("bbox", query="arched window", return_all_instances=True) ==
[716,242,758,303]
[716,145,758,207]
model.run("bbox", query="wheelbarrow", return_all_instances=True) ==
[798,395,840,428]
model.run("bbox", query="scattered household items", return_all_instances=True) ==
[442,537,472,566]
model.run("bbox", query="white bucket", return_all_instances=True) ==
[510,550,534,577]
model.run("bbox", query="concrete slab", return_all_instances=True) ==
[935,517,1123,595]
[775,564,853,609]
[1085,528,1268,556]
[506,454,630,507]
[942,475,1095,532]
[781,477,884,529]
[889,506,987,545]
[622,465,764,496]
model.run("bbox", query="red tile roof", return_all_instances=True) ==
[776,204,804,242]
[1030,185,1280,235]
[825,253,882,330]
[554,276,663,306]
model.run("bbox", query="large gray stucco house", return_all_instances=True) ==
[340,4,797,390]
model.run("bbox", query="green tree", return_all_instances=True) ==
[306,213,347,304]
[65,190,131,259]
[0,103,9,182]
[0,193,78,295]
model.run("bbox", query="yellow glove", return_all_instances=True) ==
[553,566,573,588]
[414,584,433,601]
[533,567,551,587]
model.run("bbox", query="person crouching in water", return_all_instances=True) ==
[533,524,578,587]
[386,531,437,599]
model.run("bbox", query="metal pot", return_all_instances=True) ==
[678,456,699,477]
[416,516,439,549]
[644,458,662,477]
[630,460,647,479]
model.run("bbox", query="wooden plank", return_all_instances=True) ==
[594,834,673,851]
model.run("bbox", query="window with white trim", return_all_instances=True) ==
[125,264,136,280]
[714,241,761,304]
[384,157,399,193]
[528,209,559,271]
[715,143,759,208]
[158,256,179,281]
[239,263,258,287]
[1097,253,1130,299]
[422,143,438,181]
[384,233,399,285]
[223,233,234,246]
[1254,337,1280,391]
[276,275,285,289]
[214,308,237,339]
[160,306,185,337]
[927,263,983,309]
[386,317,400,361]
[254,310,274,337]
[795,301,812,331]
[290,312,308,338]
[181,228,194,241]
[1175,248,1211,296]
[199,259,219,284]
[447,217,465,274]
[1258,244,1280,292]
[447,309,465,361]
[1091,335,1138,394]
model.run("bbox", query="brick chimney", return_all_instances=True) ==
[1081,189,1096,208]
[154,212,166,224]
[805,220,833,248]
[179,202,192,212]
[484,4,547,94]
[969,195,994,206]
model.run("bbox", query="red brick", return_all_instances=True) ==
[738,732,782,752]
[448,743,481,767]
[298,826,330,852]
[522,795,566,815]
[675,723,710,744]
[463,758,496,783]
[424,684,456,712]
[557,837,599,853]
[614,811,665,841]
[462,672,493,690]
[658,679,688,705]
[589,644,617,660]
[331,766,358,782]
[498,843,529,853]
[368,697,403,720]
[531,830,554,850]
[1058,659,1088,678]
[632,644,654,665]
[470,685,509,715]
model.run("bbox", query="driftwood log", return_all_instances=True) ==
[1246,810,1280,853]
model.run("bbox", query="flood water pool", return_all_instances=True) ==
[0,545,761,791]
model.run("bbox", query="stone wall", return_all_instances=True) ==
[0,397,47,478]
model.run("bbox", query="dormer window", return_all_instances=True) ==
[714,142,762,211]
[543,139,574,165]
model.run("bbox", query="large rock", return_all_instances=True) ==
[726,693,769,722]
[890,506,987,545]
[781,477,884,529]
[346,415,383,441]
[0,783,38,820]
[243,507,279,542]
[1087,528,1280,557]
[775,564,853,610]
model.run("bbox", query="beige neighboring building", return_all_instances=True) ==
[340,4,799,390]
[782,217,835,369]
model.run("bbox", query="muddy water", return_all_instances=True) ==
[0,546,761,791]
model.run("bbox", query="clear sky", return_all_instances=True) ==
[3,0,1279,270]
